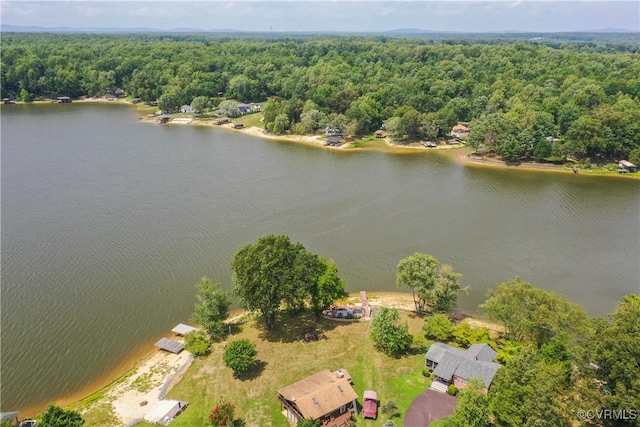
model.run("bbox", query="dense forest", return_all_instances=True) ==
[2,33,640,163]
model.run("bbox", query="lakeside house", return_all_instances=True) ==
[425,342,501,393]
[180,105,195,113]
[278,369,358,427]
[237,103,251,114]
[450,124,470,138]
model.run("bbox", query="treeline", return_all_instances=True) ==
[2,33,640,162]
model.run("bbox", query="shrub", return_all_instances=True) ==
[422,368,431,378]
[184,330,211,356]
[223,339,257,373]
[423,313,455,341]
[370,308,413,357]
[209,399,234,426]
[447,384,458,396]
[381,400,400,418]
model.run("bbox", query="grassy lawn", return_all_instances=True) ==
[235,112,264,128]
[165,309,432,426]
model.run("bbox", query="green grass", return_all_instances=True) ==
[235,112,264,128]
[165,309,432,426]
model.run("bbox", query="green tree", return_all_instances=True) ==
[223,339,257,373]
[396,253,462,315]
[592,295,640,419]
[423,313,455,341]
[309,259,348,320]
[217,100,240,118]
[480,278,589,348]
[452,322,491,347]
[370,307,412,357]
[159,92,181,114]
[184,330,211,357]
[191,278,231,340]
[191,95,211,113]
[273,113,290,134]
[444,378,490,427]
[232,235,322,329]
[39,404,84,427]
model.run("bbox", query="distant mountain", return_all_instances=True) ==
[1,24,637,35]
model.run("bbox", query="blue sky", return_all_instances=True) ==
[2,1,639,33]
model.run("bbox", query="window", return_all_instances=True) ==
[340,405,346,414]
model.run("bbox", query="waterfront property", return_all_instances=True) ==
[278,369,358,427]
[425,342,501,393]
[155,338,184,354]
[618,160,637,173]
[171,323,199,337]
[450,124,470,138]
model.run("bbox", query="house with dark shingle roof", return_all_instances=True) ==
[425,342,501,393]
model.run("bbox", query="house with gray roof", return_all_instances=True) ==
[425,342,501,393]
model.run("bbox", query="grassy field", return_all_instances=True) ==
[163,309,433,427]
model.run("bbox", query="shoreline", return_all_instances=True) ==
[10,99,639,179]
[42,292,493,425]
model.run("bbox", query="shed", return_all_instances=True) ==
[233,123,245,129]
[57,96,71,103]
[374,130,387,138]
[618,160,637,172]
[172,323,199,336]
[155,337,184,354]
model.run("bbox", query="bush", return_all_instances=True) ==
[184,330,211,356]
[381,400,400,418]
[209,399,235,426]
[370,308,413,357]
[447,384,458,396]
[423,313,455,341]
[39,404,85,427]
[223,339,257,373]
[422,368,431,378]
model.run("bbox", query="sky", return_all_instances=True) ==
[1,1,639,33]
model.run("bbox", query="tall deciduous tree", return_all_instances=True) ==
[443,378,490,427]
[231,235,345,329]
[396,253,462,315]
[480,278,589,348]
[223,339,257,373]
[592,294,640,418]
[191,278,232,340]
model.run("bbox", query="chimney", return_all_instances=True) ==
[336,370,344,378]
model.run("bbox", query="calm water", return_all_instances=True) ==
[2,103,639,414]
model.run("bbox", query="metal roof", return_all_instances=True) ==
[171,323,199,336]
[155,337,184,354]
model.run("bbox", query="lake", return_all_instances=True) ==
[1,103,638,414]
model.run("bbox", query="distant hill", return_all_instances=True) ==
[1,24,637,35]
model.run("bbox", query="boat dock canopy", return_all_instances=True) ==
[171,323,199,336]
[155,337,184,354]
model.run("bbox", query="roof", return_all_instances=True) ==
[452,124,470,132]
[363,390,377,400]
[426,342,501,388]
[466,344,497,362]
[172,323,199,335]
[1,412,19,422]
[425,342,465,364]
[619,160,636,167]
[278,369,358,420]
[155,337,184,353]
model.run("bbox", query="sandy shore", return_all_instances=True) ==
[71,292,502,427]
[79,347,193,426]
